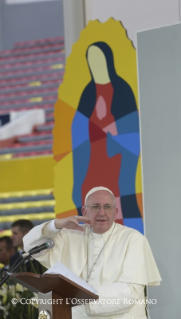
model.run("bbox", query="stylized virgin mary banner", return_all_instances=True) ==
[53,19,143,233]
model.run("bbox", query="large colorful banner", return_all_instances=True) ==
[53,19,143,233]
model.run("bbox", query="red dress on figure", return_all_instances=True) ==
[82,82,123,224]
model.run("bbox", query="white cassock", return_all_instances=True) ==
[23,222,161,319]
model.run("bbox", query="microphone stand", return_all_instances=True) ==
[0,241,54,288]
[0,254,31,288]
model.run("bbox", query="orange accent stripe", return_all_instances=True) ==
[56,208,78,219]
[136,193,143,218]
[54,151,70,162]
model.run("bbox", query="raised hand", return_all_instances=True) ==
[54,216,91,232]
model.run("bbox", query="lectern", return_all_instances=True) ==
[10,272,99,319]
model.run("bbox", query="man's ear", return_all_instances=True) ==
[10,247,16,255]
[24,231,28,236]
[22,230,29,238]
[114,207,118,220]
[81,206,87,217]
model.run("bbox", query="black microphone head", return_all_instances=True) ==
[46,239,55,249]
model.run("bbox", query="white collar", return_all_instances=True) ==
[90,222,116,240]
[92,232,102,238]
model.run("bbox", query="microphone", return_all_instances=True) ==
[22,239,55,257]
[0,239,55,288]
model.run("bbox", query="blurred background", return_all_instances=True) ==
[0,0,66,242]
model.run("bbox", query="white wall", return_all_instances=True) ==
[137,22,181,318]
[63,0,181,57]
[85,0,180,47]
[63,0,85,58]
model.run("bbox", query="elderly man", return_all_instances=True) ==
[23,186,161,319]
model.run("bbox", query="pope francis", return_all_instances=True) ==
[23,186,161,319]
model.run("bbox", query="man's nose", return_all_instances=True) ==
[98,206,105,215]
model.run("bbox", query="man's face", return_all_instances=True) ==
[82,190,118,234]
[0,241,14,265]
[11,226,24,249]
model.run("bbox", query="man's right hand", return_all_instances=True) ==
[54,216,91,232]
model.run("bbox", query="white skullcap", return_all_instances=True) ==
[85,186,114,204]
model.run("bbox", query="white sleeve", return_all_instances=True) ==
[23,220,63,269]
[42,220,60,235]
[23,221,54,252]
[85,282,145,317]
